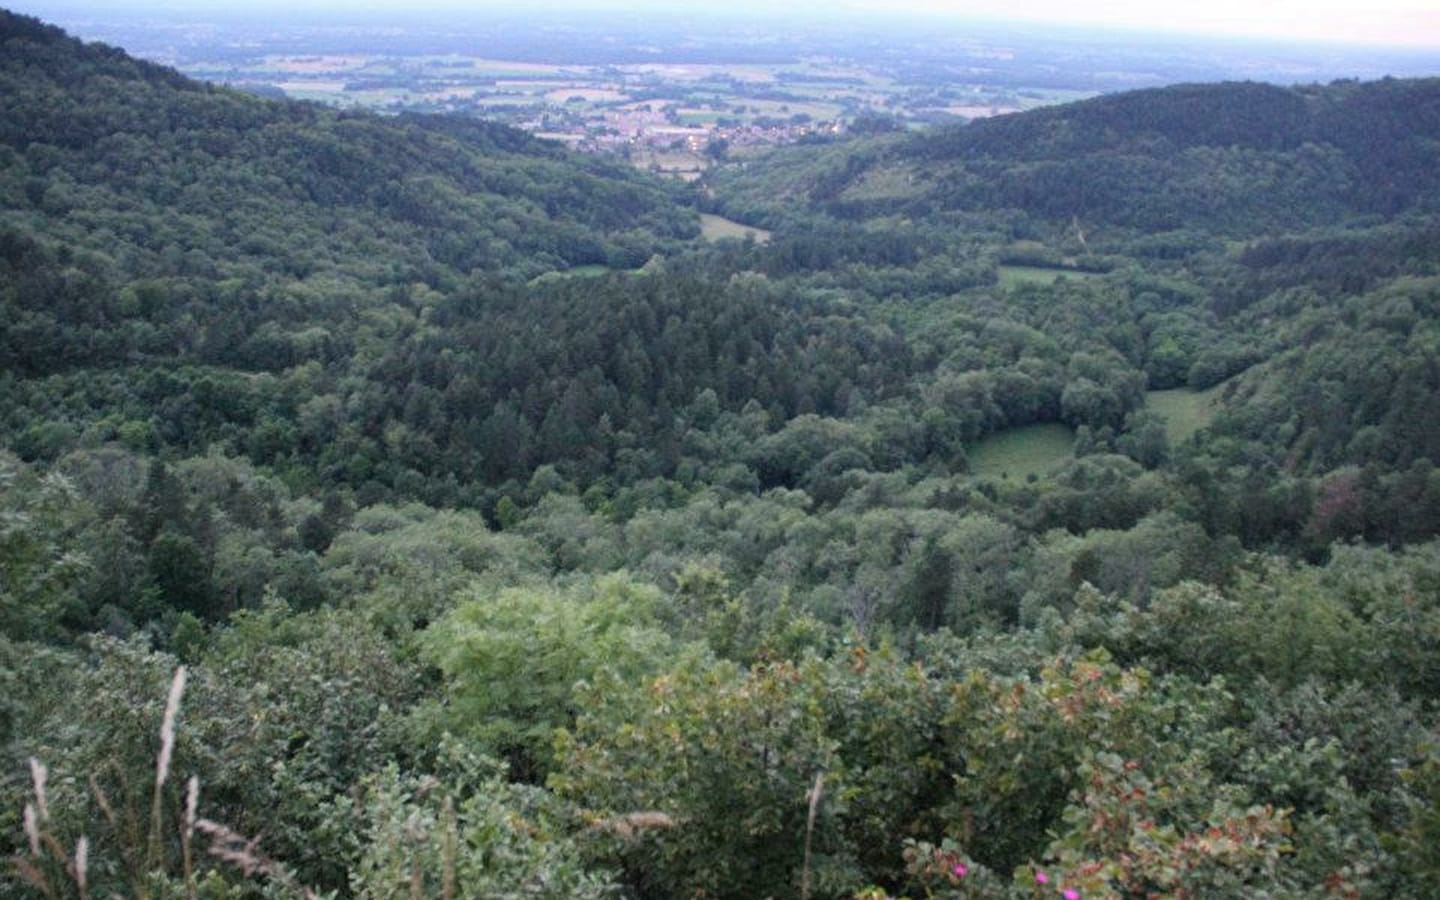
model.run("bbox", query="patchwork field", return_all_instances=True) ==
[167,44,1090,182]
[545,88,630,103]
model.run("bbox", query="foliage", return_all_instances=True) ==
[0,453,90,642]
[349,744,615,899]
[420,574,680,780]
[5,13,1440,900]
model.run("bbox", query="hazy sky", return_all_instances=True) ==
[15,0,1440,48]
[865,0,1440,46]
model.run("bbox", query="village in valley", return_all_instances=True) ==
[178,53,1048,178]
[41,12,1119,177]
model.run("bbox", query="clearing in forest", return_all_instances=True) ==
[528,264,615,285]
[1146,382,1228,445]
[968,422,1074,480]
[997,264,1104,288]
[699,213,772,243]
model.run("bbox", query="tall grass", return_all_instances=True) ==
[10,667,317,899]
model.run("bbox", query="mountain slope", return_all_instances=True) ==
[0,9,695,290]
[0,12,919,509]
[712,78,1440,233]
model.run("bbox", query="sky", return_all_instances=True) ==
[13,0,1440,48]
[863,0,1440,47]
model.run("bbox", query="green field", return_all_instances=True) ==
[699,213,772,243]
[841,164,927,202]
[997,265,1104,288]
[528,264,614,285]
[635,149,707,178]
[968,422,1075,480]
[1146,382,1227,445]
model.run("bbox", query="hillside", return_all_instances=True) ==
[712,78,1440,232]
[4,12,1440,900]
[0,9,698,375]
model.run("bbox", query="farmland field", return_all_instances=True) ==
[634,149,708,179]
[544,88,629,103]
[699,213,772,243]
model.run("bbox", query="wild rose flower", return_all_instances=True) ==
[1064,890,1080,900]
[952,863,968,878]
[1035,870,1049,885]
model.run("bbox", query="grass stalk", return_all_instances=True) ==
[182,776,199,900]
[148,666,187,887]
[441,796,457,900]
[801,773,825,900]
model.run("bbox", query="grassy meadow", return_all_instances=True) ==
[699,213,772,242]
[968,422,1075,479]
[997,264,1104,288]
[1146,382,1228,445]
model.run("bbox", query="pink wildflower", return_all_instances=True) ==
[952,863,968,878]
[1035,870,1049,885]
[1064,890,1080,900]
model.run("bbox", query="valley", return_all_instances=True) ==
[2,7,1440,900]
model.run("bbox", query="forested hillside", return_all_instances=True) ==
[712,78,1440,231]
[0,10,696,374]
[4,10,1440,899]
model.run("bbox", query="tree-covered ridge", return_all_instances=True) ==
[712,77,1440,231]
[0,8,696,289]
[919,79,1440,161]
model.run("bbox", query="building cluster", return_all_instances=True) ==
[525,103,845,159]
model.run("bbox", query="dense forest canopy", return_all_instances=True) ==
[3,9,1440,899]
